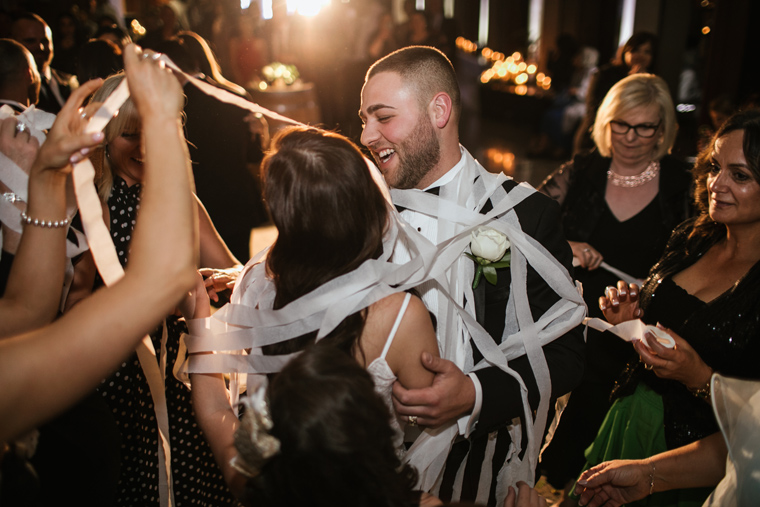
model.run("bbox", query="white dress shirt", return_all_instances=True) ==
[392,147,484,436]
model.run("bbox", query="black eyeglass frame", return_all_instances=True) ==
[609,120,662,138]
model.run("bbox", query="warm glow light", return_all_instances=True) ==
[508,63,519,74]
[288,0,330,16]
[259,81,268,90]
[702,26,711,34]
[497,67,507,77]
[130,19,146,36]
[480,73,491,84]
[527,64,537,74]
[515,73,528,84]
[512,52,522,61]
[502,153,515,172]
[515,85,528,96]
[482,47,493,59]
[536,72,545,82]
[517,62,527,72]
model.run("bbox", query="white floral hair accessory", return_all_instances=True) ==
[465,227,511,288]
[230,378,281,478]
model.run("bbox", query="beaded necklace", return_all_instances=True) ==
[607,160,660,188]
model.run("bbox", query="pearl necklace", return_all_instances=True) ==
[607,160,660,188]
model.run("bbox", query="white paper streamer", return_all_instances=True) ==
[52,48,585,506]
[584,317,676,348]
[572,257,643,285]
[61,50,307,507]
[180,147,586,505]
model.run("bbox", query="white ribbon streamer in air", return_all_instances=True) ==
[54,48,585,506]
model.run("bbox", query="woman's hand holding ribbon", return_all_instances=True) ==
[570,240,603,270]
[634,326,713,390]
[599,280,642,324]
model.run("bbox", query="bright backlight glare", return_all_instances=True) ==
[288,0,331,16]
[240,0,251,8]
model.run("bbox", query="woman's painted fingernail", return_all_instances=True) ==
[70,153,82,163]
[93,132,104,141]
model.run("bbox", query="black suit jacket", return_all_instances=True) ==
[470,178,585,435]
[37,68,75,114]
[438,178,585,505]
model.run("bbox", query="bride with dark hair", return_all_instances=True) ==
[188,126,440,504]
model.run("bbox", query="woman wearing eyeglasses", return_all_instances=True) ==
[537,73,693,501]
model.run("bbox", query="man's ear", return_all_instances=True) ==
[429,92,453,129]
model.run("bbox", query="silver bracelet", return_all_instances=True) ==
[20,211,69,228]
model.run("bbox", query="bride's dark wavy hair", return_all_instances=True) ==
[689,109,760,245]
[262,126,388,357]
[241,345,418,507]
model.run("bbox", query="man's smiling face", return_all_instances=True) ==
[360,71,440,189]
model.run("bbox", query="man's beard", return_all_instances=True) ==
[391,114,441,189]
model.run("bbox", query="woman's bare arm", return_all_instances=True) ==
[0,80,105,337]
[0,45,198,443]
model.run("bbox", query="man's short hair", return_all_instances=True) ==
[0,39,33,91]
[366,46,461,120]
[11,11,47,28]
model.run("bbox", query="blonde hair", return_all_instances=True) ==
[592,73,676,159]
[89,73,141,202]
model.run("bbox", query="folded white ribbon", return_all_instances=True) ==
[584,317,676,348]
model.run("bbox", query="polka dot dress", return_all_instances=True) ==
[98,176,236,506]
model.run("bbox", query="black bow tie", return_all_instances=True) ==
[394,185,441,213]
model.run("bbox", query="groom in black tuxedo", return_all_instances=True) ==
[360,46,585,506]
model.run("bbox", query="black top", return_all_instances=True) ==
[539,151,693,382]
[615,219,760,449]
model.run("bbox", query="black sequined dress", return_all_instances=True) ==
[97,176,235,506]
[614,218,760,449]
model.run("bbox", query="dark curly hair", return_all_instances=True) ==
[690,108,760,243]
[261,126,389,358]
[240,345,419,507]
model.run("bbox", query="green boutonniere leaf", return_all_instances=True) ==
[483,265,498,285]
[466,251,511,289]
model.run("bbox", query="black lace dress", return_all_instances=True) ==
[97,176,235,506]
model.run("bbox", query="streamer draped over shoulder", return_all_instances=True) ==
[18,49,586,507]
[180,147,586,501]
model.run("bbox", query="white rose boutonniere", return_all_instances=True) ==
[465,227,511,289]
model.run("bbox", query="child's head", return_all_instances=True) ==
[236,345,418,507]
